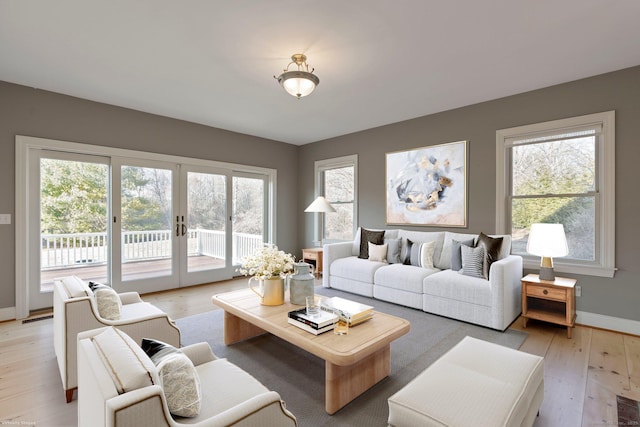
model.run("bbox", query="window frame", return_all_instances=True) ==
[314,155,358,243]
[496,111,615,278]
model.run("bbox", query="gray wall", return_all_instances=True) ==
[0,81,299,309]
[299,65,640,322]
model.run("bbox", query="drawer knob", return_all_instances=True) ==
[543,289,548,295]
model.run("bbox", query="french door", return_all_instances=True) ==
[21,137,273,313]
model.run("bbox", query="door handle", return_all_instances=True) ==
[176,223,180,237]
[181,224,187,236]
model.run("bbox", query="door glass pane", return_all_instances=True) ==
[232,177,265,265]
[121,165,173,281]
[40,158,109,291]
[187,172,226,273]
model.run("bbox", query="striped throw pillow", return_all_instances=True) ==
[461,245,485,278]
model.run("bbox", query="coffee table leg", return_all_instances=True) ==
[325,345,391,414]
[223,311,266,345]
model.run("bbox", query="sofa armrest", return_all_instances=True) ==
[181,342,217,366]
[488,255,523,330]
[119,292,143,305]
[322,242,354,288]
[198,391,297,427]
[105,386,172,427]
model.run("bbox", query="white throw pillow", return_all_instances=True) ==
[94,287,122,320]
[61,275,91,298]
[141,339,202,417]
[368,242,388,263]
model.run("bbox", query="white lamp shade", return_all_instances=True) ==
[304,196,336,213]
[526,223,569,257]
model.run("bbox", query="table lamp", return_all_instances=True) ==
[526,223,569,281]
[305,196,336,247]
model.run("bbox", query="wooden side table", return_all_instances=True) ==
[302,247,323,277]
[521,273,577,338]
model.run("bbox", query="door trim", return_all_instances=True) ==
[15,135,277,319]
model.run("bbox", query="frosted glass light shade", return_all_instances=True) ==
[526,223,569,257]
[277,71,319,99]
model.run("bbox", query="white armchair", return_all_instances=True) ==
[77,327,298,427]
[53,276,180,402]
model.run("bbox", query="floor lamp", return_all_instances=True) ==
[304,196,336,247]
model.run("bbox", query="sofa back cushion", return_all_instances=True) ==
[91,327,157,394]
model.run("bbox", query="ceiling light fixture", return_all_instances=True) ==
[275,53,319,99]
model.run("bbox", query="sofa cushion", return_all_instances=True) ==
[186,358,270,423]
[451,238,475,271]
[384,237,402,264]
[368,242,388,262]
[120,301,166,321]
[358,228,385,259]
[142,339,201,418]
[61,275,91,298]
[375,264,440,294]
[461,245,485,279]
[331,256,387,284]
[91,327,156,394]
[423,270,492,307]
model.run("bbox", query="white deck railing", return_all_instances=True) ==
[41,229,263,269]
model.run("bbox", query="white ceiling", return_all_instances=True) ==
[1,1,639,145]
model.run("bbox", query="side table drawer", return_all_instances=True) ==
[526,285,566,301]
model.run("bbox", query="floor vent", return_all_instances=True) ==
[22,314,53,324]
[618,395,640,426]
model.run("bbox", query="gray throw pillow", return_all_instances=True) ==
[451,239,475,271]
[359,228,385,259]
[385,238,402,264]
[461,245,485,279]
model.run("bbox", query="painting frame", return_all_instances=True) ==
[385,140,468,227]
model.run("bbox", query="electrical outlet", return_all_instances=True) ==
[0,214,11,224]
[575,285,581,297]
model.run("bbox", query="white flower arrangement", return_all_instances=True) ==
[237,245,295,280]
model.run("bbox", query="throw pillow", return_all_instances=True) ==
[384,238,402,264]
[450,238,475,271]
[402,238,414,265]
[94,287,122,320]
[358,228,385,259]
[410,241,437,268]
[61,276,91,298]
[141,339,202,418]
[368,242,388,262]
[477,232,504,277]
[461,245,485,279]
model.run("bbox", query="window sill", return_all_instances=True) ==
[523,259,616,278]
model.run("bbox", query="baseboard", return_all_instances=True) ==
[0,306,16,322]
[577,310,640,336]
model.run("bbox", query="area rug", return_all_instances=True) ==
[176,288,527,426]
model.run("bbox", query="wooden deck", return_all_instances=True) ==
[40,255,225,291]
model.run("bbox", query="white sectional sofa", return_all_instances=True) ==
[323,228,523,331]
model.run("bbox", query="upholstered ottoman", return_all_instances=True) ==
[388,336,544,427]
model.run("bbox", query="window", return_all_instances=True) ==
[496,111,615,277]
[314,155,357,242]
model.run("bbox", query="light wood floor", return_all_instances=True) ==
[0,277,637,426]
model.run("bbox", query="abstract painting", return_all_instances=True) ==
[386,140,467,226]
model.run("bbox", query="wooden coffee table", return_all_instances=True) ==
[211,288,410,414]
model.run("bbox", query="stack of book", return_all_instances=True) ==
[287,308,337,335]
[320,296,374,326]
